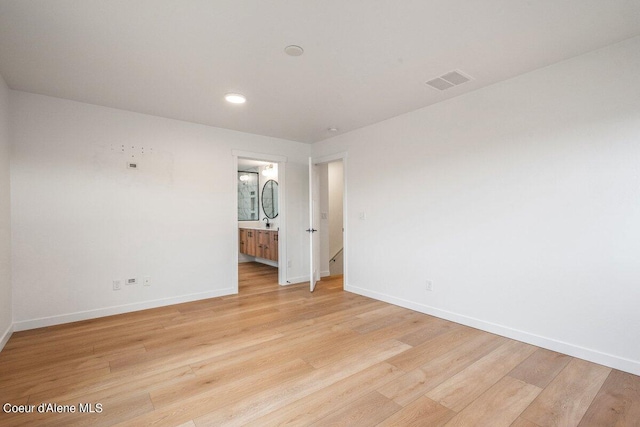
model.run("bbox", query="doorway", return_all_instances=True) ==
[233,151,287,294]
[309,154,346,292]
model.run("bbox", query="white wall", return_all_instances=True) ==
[318,163,330,276]
[0,74,11,350]
[10,91,310,329]
[319,160,344,277]
[328,161,344,261]
[312,36,640,375]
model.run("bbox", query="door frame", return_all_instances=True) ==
[309,151,348,290]
[232,150,288,292]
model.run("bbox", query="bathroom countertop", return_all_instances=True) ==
[238,226,279,231]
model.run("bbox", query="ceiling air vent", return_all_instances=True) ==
[426,70,473,91]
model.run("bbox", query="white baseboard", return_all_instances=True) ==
[13,288,235,332]
[320,270,331,277]
[255,257,278,268]
[0,323,13,352]
[345,284,640,376]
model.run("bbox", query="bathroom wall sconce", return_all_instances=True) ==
[262,164,277,178]
[239,174,250,182]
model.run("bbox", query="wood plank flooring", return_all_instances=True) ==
[0,262,638,426]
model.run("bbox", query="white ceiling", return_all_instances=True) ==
[1,1,639,143]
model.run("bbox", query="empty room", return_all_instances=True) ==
[1,1,639,426]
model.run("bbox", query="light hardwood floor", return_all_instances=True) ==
[0,262,638,426]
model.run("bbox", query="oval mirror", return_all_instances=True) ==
[262,179,279,219]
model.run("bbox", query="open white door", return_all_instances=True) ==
[308,157,320,292]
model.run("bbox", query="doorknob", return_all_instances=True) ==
[306,229,318,233]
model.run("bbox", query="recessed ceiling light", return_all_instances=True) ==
[284,45,304,57]
[328,127,338,132]
[225,93,246,104]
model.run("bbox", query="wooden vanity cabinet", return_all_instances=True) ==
[256,230,270,260]
[257,230,279,261]
[270,231,278,261]
[239,228,278,261]
[239,228,246,253]
[239,228,257,257]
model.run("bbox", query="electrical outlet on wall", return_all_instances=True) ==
[113,280,122,290]
[143,276,151,286]
[425,280,433,291]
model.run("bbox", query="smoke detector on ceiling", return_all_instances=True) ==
[426,70,473,91]
[284,45,304,56]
